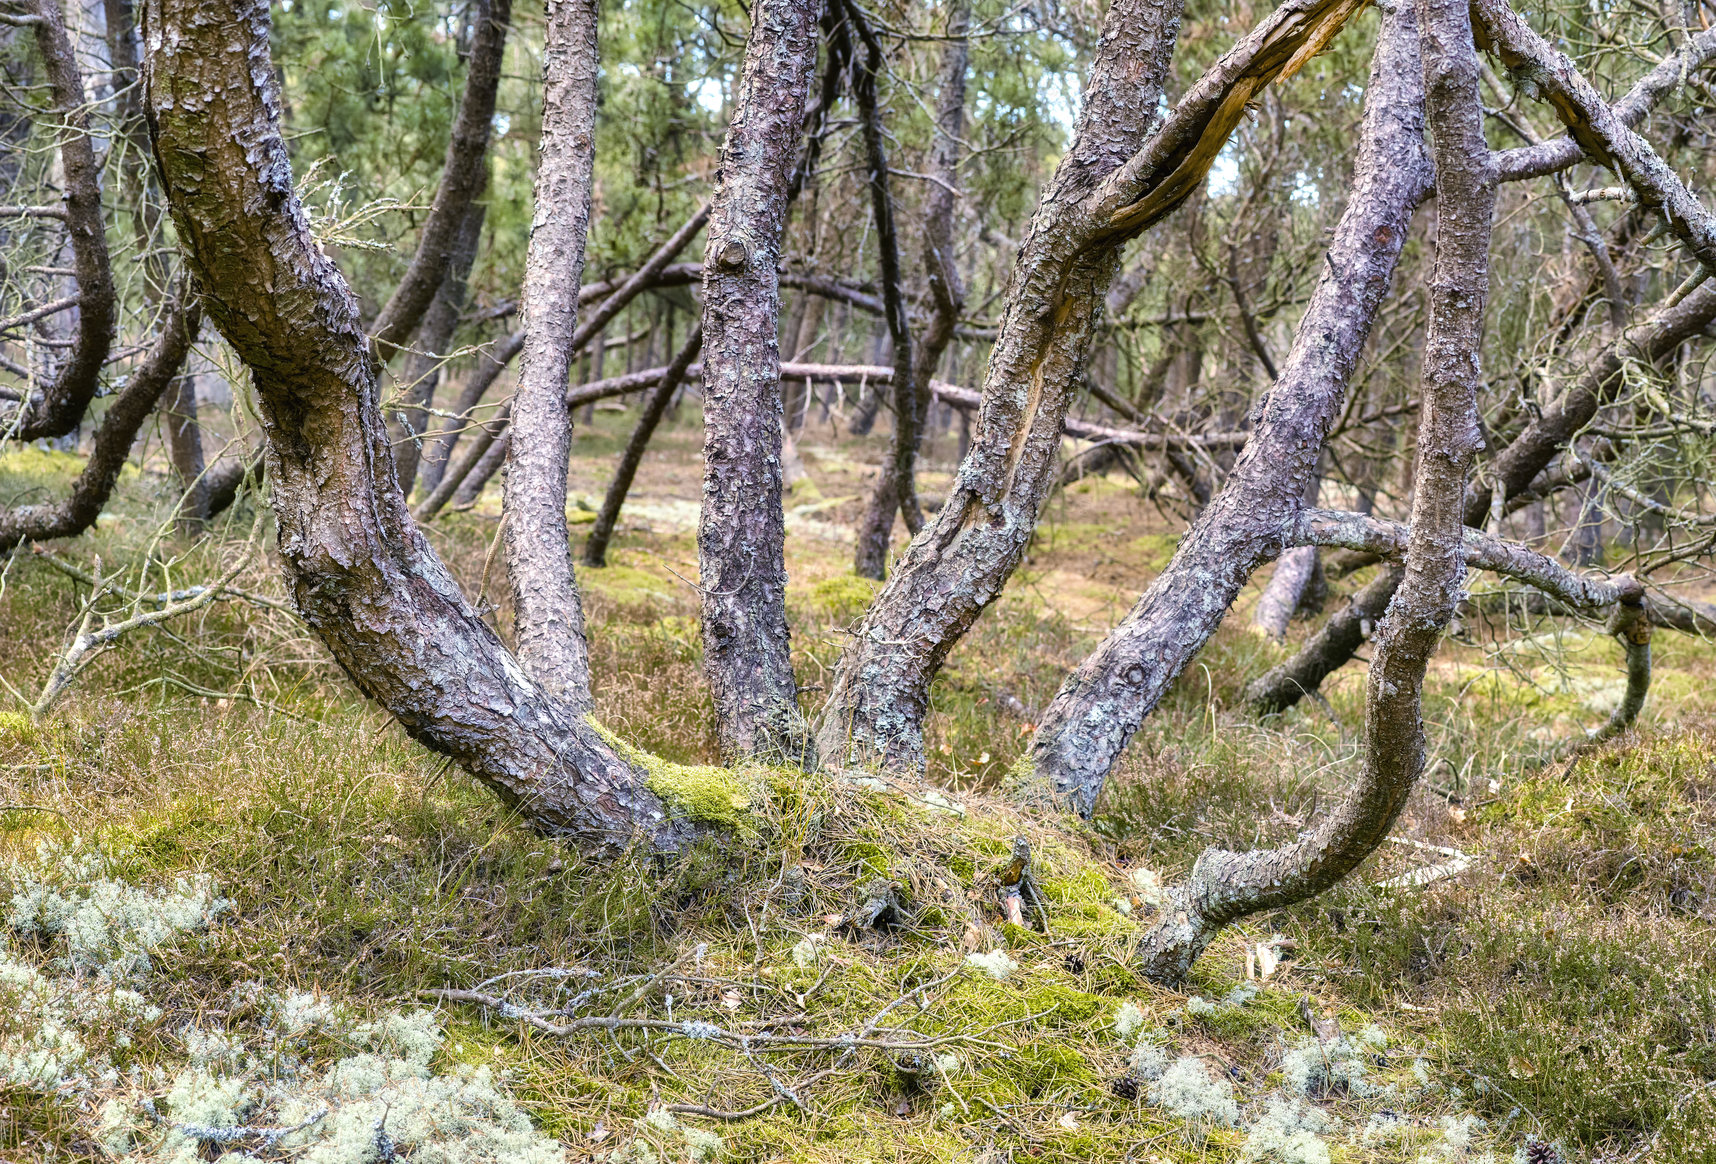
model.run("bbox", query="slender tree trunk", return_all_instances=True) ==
[0,293,199,552]
[395,201,487,497]
[583,324,704,567]
[817,0,1367,770]
[164,373,209,529]
[142,0,692,848]
[1134,0,1494,980]
[502,0,601,708]
[1027,6,1428,815]
[4,0,115,442]
[697,0,823,765]
[847,0,919,579]
[852,0,969,579]
[369,0,511,356]
[1252,468,1324,640]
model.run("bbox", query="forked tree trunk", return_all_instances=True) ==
[142,0,691,849]
[502,0,601,709]
[0,293,200,552]
[1134,0,1494,981]
[1021,1,1431,816]
[815,0,1370,771]
[697,0,823,765]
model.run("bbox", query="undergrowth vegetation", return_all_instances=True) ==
[1,444,1712,1161]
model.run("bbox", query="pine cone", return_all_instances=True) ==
[1063,951,1086,974]
[1110,1072,1142,1100]
[1523,1139,1563,1164]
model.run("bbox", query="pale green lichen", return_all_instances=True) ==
[964,950,1018,981]
[1151,1056,1239,1127]
[1243,1097,1335,1164]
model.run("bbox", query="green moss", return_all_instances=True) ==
[807,574,879,622]
[590,720,756,829]
[0,711,40,747]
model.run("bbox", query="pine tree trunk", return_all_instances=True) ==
[696,0,823,764]
[142,0,691,849]
[1025,4,1431,816]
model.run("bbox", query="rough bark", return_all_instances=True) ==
[1026,4,1430,815]
[583,324,704,568]
[1263,278,1716,714]
[697,0,823,765]
[1491,26,1716,184]
[394,200,486,497]
[1135,0,1495,981]
[848,0,921,579]
[142,0,691,848]
[3,0,115,442]
[1252,470,1323,640]
[368,0,511,356]
[0,294,199,552]
[1473,0,1716,278]
[816,0,1369,770]
[502,0,601,708]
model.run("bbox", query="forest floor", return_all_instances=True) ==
[0,406,1712,1163]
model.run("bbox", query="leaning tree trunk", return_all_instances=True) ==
[3,0,115,443]
[847,0,920,579]
[696,0,823,765]
[501,0,601,709]
[1135,0,1495,981]
[1023,0,1430,816]
[142,0,692,849]
[816,0,1369,771]
[394,201,486,497]
[851,0,970,579]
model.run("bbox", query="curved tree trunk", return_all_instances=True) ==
[501,0,600,709]
[142,0,691,850]
[696,0,823,765]
[0,293,199,552]
[816,0,1369,771]
[1135,0,1495,980]
[4,0,116,443]
[1024,1,1431,816]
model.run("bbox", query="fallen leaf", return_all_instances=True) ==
[721,989,743,1011]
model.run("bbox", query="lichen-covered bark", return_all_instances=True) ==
[816,0,1369,771]
[697,0,822,764]
[369,0,510,355]
[0,293,198,551]
[1026,4,1431,816]
[503,0,600,708]
[4,0,115,442]
[1135,0,1495,982]
[1474,0,1716,278]
[142,0,691,849]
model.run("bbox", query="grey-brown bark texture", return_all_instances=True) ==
[502,0,601,709]
[1134,0,1495,982]
[142,0,692,849]
[847,0,921,579]
[0,293,199,553]
[583,324,704,568]
[394,201,486,497]
[369,0,511,356]
[5,0,115,442]
[1254,23,1716,715]
[815,0,1370,771]
[1025,2,1430,816]
[697,0,823,765]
